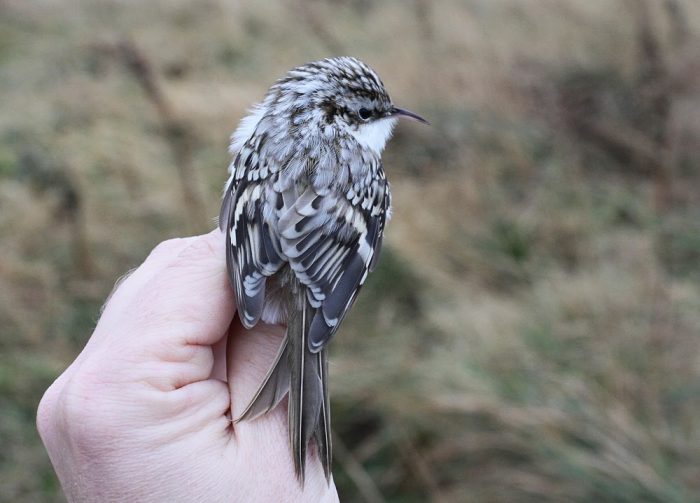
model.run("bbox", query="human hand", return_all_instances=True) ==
[37,230,339,503]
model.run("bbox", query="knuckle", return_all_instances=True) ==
[132,274,201,331]
[36,379,62,441]
[36,363,121,454]
[178,232,221,262]
[148,237,188,261]
[57,363,126,445]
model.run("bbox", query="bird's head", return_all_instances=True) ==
[270,57,428,154]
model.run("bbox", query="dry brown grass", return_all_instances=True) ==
[1,1,699,501]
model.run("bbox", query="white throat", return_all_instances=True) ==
[348,117,397,154]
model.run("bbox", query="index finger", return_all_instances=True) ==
[120,229,236,347]
[85,230,236,390]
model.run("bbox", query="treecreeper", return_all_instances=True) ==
[219,57,427,483]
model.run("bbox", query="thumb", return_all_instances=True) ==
[88,230,236,390]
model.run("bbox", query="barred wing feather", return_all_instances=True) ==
[279,184,389,351]
[220,148,390,352]
[221,178,285,328]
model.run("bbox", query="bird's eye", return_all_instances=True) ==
[358,107,372,121]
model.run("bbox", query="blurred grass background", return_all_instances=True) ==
[1,0,700,501]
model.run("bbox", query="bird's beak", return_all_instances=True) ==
[390,106,430,125]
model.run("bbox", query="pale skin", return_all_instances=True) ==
[36,230,339,503]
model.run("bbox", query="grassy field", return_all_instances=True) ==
[1,0,700,501]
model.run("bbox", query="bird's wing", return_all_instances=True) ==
[220,141,285,328]
[277,170,390,352]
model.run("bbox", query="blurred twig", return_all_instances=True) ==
[287,0,345,55]
[547,0,697,216]
[96,39,208,232]
[634,0,673,213]
[567,117,659,172]
[396,427,450,503]
[630,0,690,423]
[18,149,95,278]
[333,432,386,503]
[413,0,434,43]
[665,0,691,47]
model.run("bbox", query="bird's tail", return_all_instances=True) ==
[235,292,332,484]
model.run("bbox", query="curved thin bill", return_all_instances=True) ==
[391,106,430,125]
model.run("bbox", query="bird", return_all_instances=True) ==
[219,56,427,483]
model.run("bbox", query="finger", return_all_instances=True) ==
[103,236,201,317]
[117,229,235,348]
[51,235,202,385]
[89,236,201,348]
[84,230,236,390]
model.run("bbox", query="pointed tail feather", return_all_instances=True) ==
[287,293,327,482]
[235,292,332,484]
[314,348,332,480]
[236,335,291,422]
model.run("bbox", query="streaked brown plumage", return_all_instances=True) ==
[219,57,427,483]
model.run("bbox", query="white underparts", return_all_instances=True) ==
[348,117,397,155]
